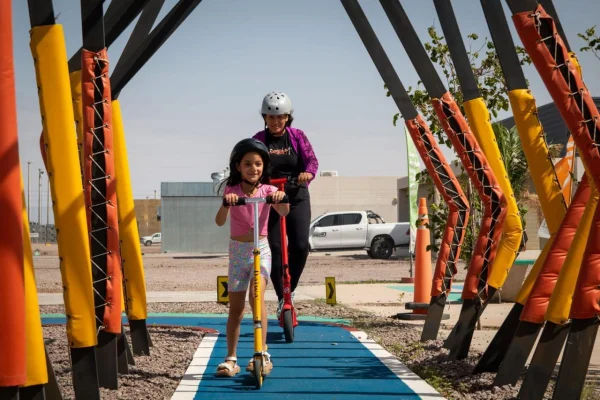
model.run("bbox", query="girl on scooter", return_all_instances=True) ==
[214,138,289,377]
[253,91,319,318]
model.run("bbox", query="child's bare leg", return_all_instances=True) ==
[225,291,246,364]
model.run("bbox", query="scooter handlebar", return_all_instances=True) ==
[223,195,289,207]
[270,176,299,186]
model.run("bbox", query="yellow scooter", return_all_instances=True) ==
[225,194,288,388]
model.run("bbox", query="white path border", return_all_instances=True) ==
[170,330,446,400]
[350,330,446,399]
[171,333,219,400]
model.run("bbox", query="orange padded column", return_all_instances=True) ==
[0,0,26,387]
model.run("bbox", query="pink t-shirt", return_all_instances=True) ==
[223,184,278,237]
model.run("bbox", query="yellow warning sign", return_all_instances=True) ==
[325,277,336,305]
[217,276,229,303]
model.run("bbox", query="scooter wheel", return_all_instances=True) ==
[283,309,294,343]
[253,356,263,389]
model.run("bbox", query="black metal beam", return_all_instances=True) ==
[538,0,572,51]
[432,0,480,102]
[111,0,204,99]
[493,321,542,386]
[69,0,151,73]
[473,302,524,372]
[68,0,117,72]
[339,0,418,119]
[81,0,107,52]
[553,318,600,399]
[518,321,570,400]
[505,0,538,14]
[113,0,165,74]
[0,387,18,400]
[378,0,446,99]
[18,385,45,400]
[480,0,528,91]
[27,0,55,27]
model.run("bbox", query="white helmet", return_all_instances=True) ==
[261,91,293,115]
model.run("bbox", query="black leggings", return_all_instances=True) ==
[268,186,311,300]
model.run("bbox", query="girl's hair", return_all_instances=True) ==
[262,113,294,128]
[218,150,271,192]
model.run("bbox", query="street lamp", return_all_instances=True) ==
[38,169,44,244]
[46,175,50,244]
[27,161,31,220]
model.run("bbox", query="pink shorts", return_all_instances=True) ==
[228,238,271,292]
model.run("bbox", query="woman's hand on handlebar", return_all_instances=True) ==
[223,193,239,208]
[297,172,313,184]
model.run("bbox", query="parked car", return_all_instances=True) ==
[140,232,161,246]
[308,210,410,259]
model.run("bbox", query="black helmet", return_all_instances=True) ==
[229,138,270,170]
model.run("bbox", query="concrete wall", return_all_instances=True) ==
[308,176,401,223]
[134,199,161,237]
[161,196,229,253]
[160,182,229,253]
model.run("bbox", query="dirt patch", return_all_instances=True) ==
[34,252,468,293]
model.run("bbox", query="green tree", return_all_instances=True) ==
[385,26,534,263]
[577,25,600,61]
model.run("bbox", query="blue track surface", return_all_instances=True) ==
[41,315,435,399]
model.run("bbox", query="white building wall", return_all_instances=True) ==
[308,176,401,223]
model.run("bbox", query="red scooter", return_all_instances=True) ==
[269,177,299,343]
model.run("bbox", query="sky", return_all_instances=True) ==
[10,0,600,213]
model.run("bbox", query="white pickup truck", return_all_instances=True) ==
[308,210,411,259]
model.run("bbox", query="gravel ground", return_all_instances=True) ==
[43,324,204,399]
[35,249,597,399]
[34,251,468,293]
[40,300,599,400]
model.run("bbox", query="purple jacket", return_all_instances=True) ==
[253,127,319,183]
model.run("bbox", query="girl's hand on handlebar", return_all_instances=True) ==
[269,191,286,203]
[223,193,239,208]
[297,172,313,184]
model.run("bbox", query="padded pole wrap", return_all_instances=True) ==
[112,99,148,319]
[520,174,591,324]
[571,203,600,318]
[82,48,122,334]
[507,89,567,231]
[513,5,600,318]
[507,89,568,305]
[432,92,507,300]
[0,0,26,384]
[69,70,85,175]
[546,183,598,324]
[30,25,96,348]
[405,115,470,297]
[21,181,48,386]
[464,98,522,289]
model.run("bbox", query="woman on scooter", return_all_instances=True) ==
[214,138,289,377]
[253,91,319,318]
